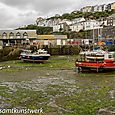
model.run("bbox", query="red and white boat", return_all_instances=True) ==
[75,48,115,72]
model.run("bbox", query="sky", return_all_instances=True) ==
[0,0,115,29]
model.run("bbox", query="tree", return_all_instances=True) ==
[16,25,53,35]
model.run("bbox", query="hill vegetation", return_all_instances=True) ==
[48,10,115,20]
[16,10,115,37]
[16,25,53,35]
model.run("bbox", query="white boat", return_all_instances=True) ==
[20,49,50,63]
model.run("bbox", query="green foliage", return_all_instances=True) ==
[107,45,115,51]
[0,47,21,61]
[83,12,93,19]
[61,13,73,20]
[67,30,91,39]
[47,45,80,55]
[36,26,53,35]
[50,10,114,20]
[16,24,37,30]
[53,31,67,35]
[16,24,53,35]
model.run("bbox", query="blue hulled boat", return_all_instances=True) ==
[20,49,50,63]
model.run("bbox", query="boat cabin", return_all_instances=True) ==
[77,50,115,62]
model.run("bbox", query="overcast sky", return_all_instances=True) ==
[0,0,114,29]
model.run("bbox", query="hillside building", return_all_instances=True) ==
[0,30,37,47]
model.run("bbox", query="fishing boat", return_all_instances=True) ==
[20,49,50,63]
[75,48,115,72]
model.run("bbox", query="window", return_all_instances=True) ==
[9,32,14,39]
[2,32,7,39]
[23,32,28,39]
[16,32,21,39]
[109,55,113,58]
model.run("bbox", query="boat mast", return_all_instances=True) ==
[93,24,95,49]
[93,27,95,44]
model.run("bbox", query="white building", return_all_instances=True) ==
[70,23,83,32]
[93,4,107,12]
[53,24,61,32]
[84,20,103,30]
[72,17,85,24]
[53,19,71,32]
[98,5,103,12]
[36,17,45,26]
[81,6,92,12]
[53,22,69,32]
[93,5,99,12]
[102,4,107,11]
[61,19,72,25]
[107,14,115,26]
[36,17,63,27]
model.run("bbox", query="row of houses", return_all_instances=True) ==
[52,14,115,32]
[0,30,68,49]
[36,17,101,32]
[36,2,115,28]
[0,29,101,47]
[1,28,115,49]
[80,2,115,13]
[36,13,115,33]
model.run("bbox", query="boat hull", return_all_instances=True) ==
[75,61,115,72]
[20,55,50,63]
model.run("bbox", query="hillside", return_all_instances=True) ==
[47,10,115,20]
[16,10,115,37]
